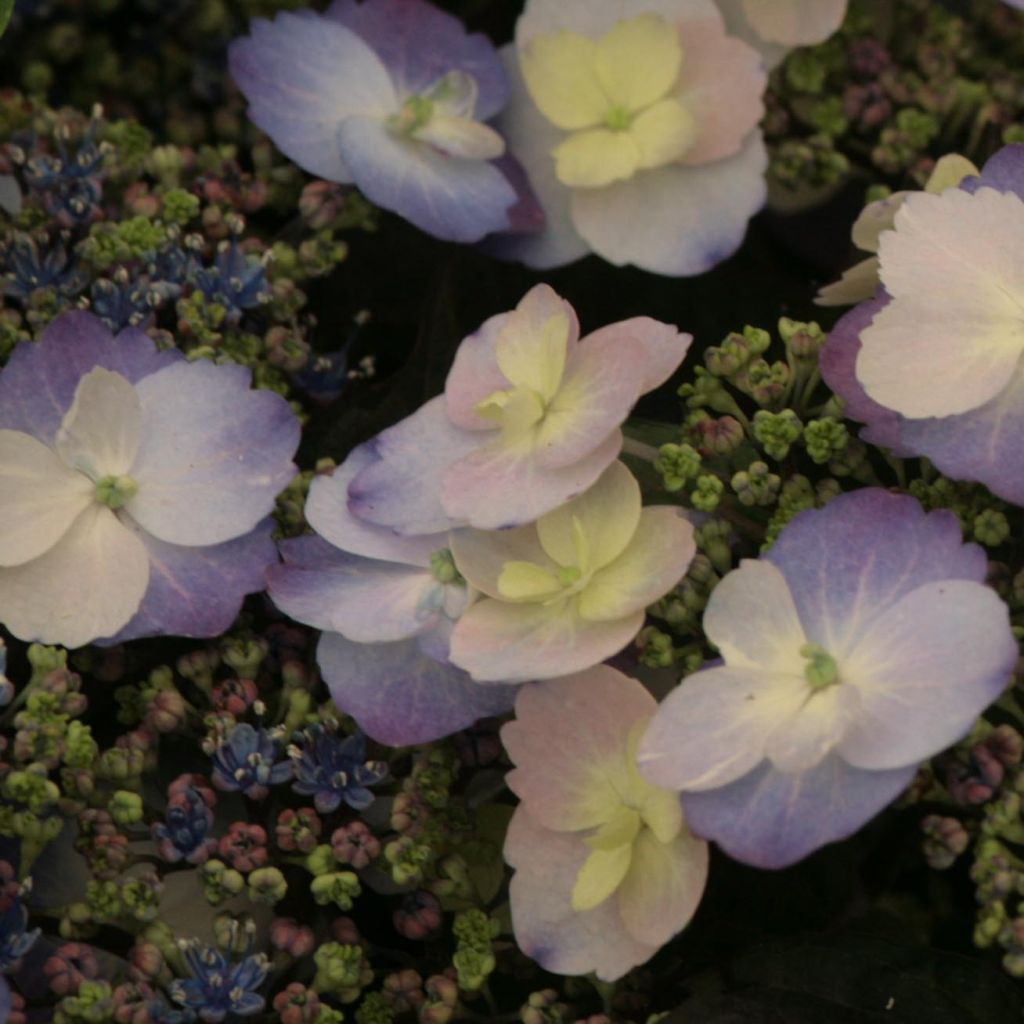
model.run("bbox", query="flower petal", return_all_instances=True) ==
[450,597,644,683]
[962,143,1024,202]
[0,429,92,567]
[579,317,693,393]
[569,130,767,276]
[228,10,397,182]
[763,682,860,774]
[515,0,722,43]
[637,664,806,792]
[740,0,847,46]
[348,395,482,535]
[317,631,517,746]
[519,30,606,131]
[445,312,517,431]
[837,579,1017,770]
[450,524,554,599]
[681,754,916,869]
[305,443,439,566]
[631,98,695,170]
[128,360,300,546]
[815,255,881,308]
[617,827,707,948]
[336,115,518,243]
[594,13,682,112]
[554,127,640,189]
[55,367,141,480]
[501,666,658,832]
[0,504,149,648]
[580,506,695,620]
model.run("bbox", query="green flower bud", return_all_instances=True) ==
[803,417,849,465]
[108,789,144,827]
[248,865,288,905]
[310,871,362,911]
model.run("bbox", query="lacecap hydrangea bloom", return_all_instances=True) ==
[267,443,517,745]
[503,667,708,981]
[348,283,692,533]
[0,310,299,647]
[449,460,696,682]
[229,0,539,243]
[490,0,768,275]
[639,489,1017,868]
[821,145,1024,505]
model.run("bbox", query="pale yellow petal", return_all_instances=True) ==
[594,14,682,113]
[586,806,641,851]
[495,286,574,401]
[924,153,979,194]
[497,560,564,602]
[520,31,606,131]
[571,842,633,911]
[553,128,639,188]
[414,115,505,161]
[631,98,695,170]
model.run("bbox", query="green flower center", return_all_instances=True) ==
[800,643,840,691]
[94,474,138,510]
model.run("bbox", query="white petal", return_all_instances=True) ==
[0,430,92,567]
[55,367,141,479]
[0,505,149,648]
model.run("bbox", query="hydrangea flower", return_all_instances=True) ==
[449,461,696,682]
[503,667,708,981]
[229,0,537,243]
[288,726,388,814]
[638,489,1017,868]
[821,145,1024,504]
[347,284,692,532]
[490,0,768,275]
[152,785,218,866]
[816,153,978,307]
[168,942,268,1023]
[0,310,299,647]
[210,724,293,800]
[267,444,518,745]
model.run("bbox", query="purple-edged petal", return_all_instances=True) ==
[317,630,517,746]
[229,11,396,182]
[505,808,656,982]
[106,519,277,644]
[306,443,438,566]
[348,396,481,535]
[449,598,645,683]
[681,754,917,869]
[962,143,1024,201]
[767,489,986,656]
[837,579,1016,770]
[442,428,622,530]
[569,131,767,276]
[0,311,179,444]
[325,0,508,119]
[336,115,517,243]
[127,360,299,547]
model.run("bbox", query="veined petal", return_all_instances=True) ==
[450,597,644,683]
[414,115,505,160]
[554,128,639,189]
[572,844,632,911]
[630,98,695,170]
[495,284,578,400]
[520,30,606,130]
[536,460,641,572]
[55,367,141,480]
[763,682,860,774]
[0,430,92,567]
[0,504,149,648]
[579,506,695,621]
[594,14,682,113]
[616,827,708,948]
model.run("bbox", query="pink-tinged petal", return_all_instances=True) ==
[0,311,179,445]
[268,536,440,642]
[767,490,986,657]
[55,368,141,479]
[495,284,580,397]
[305,443,438,566]
[450,598,645,683]
[580,507,696,621]
[858,188,1024,418]
[675,15,765,165]
[818,295,913,454]
[515,0,721,43]
[228,11,396,182]
[502,667,658,832]
[450,524,553,599]
[326,0,509,120]
[505,808,657,982]
[0,430,92,567]
[533,330,647,469]
[681,754,916,869]
[701,559,807,673]
[617,827,707,948]
[348,396,481,535]
[487,45,590,269]
[740,0,847,46]
[962,143,1024,202]
[442,428,622,530]
[0,504,149,649]
[128,360,300,547]
[837,580,1016,771]
[445,313,514,431]
[317,630,517,746]
[105,519,277,644]
[569,131,767,276]
[637,665,805,792]
[336,115,519,242]
[583,317,693,394]
[713,0,788,68]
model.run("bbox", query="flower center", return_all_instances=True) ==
[94,474,138,510]
[429,547,462,585]
[800,643,840,692]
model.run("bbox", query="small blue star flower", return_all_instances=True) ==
[169,942,268,1023]
[290,725,388,814]
[211,723,293,800]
